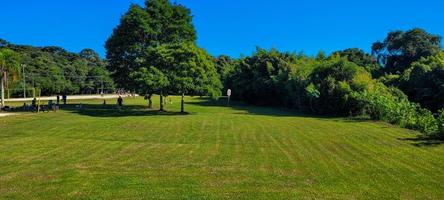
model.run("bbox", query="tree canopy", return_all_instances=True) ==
[399,51,444,112]
[333,48,379,76]
[105,0,197,89]
[372,28,442,74]
[0,40,114,97]
[220,45,444,136]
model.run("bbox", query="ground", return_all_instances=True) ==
[0,96,443,199]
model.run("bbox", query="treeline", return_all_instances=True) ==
[215,28,444,137]
[0,39,114,97]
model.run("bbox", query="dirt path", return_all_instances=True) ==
[0,113,17,117]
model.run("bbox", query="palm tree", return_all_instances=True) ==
[0,49,20,109]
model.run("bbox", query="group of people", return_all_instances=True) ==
[27,94,67,112]
[21,94,126,112]
[116,89,136,98]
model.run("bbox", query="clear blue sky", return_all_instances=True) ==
[1,0,443,58]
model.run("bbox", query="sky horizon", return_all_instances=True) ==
[1,0,443,58]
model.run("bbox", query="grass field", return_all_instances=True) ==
[1,96,443,199]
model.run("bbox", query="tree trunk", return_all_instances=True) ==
[181,93,185,113]
[148,98,152,109]
[160,91,164,111]
[0,72,4,109]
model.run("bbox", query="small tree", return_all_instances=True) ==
[0,49,20,108]
[145,43,222,113]
[130,67,169,111]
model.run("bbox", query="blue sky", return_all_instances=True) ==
[1,0,443,58]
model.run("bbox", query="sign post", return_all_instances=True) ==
[227,89,232,106]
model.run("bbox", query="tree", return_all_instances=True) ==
[0,49,21,108]
[230,48,295,105]
[333,48,379,76]
[130,67,169,110]
[399,51,444,111]
[214,55,237,90]
[106,0,197,89]
[107,0,220,113]
[1,39,114,97]
[132,43,222,112]
[372,28,442,74]
[145,0,196,44]
[105,4,151,89]
[308,58,373,115]
[79,49,101,63]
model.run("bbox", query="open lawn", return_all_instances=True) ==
[0,96,443,199]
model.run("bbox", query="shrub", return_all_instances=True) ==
[354,85,439,135]
[437,109,444,136]
[410,108,438,135]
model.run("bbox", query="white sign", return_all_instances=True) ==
[227,89,232,97]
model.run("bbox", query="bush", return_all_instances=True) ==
[410,108,439,135]
[354,85,439,135]
[437,109,444,136]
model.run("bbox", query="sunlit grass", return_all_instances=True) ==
[1,96,443,199]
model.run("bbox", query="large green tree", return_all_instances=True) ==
[372,28,442,74]
[105,4,151,88]
[107,0,221,112]
[132,43,221,112]
[105,0,196,88]
[0,49,21,108]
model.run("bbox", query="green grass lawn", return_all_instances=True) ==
[1,96,443,199]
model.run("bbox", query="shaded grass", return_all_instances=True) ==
[0,96,443,199]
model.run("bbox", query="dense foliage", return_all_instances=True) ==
[129,43,221,110]
[0,40,114,97]
[222,45,444,137]
[372,28,442,74]
[371,29,444,114]
[332,48,380,76]
[398,52,444,112]
[105,0,197,89]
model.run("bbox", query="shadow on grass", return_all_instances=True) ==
[187,97,351,120]
[62,104,189,118]
[398,135,444,147]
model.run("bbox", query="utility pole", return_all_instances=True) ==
[22,64,26,98]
